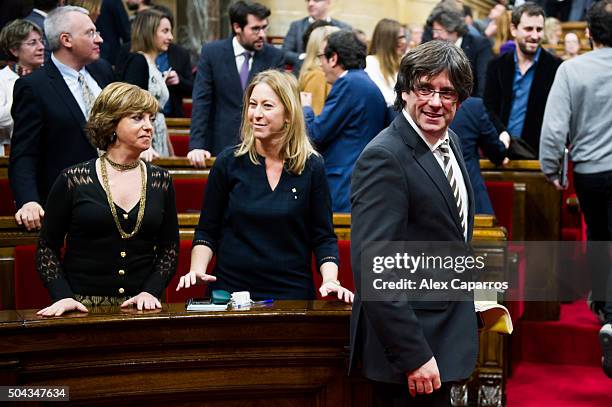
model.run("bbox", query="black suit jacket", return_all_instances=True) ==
[97,0,131,65]
[9,58,114,208]
[483,48,561,156]
[349,114,478,384]
[189,38,284,155]
[460,32,492,97]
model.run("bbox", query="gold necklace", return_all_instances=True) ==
[100,157,147,239]
[103,154,140,171]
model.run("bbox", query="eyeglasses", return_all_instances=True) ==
[84,29,101,39]
[249,25,269,34]
[22,38,46,47]
[413,86,459,103]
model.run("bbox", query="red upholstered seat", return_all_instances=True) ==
[182,99,192,118]
[172,178,206,213]
[13,245,51,310]
[165,239,215,303]
[485,181,515,240]
[0,178,16,216]
[170,134,190,157]
[312,240,354,300]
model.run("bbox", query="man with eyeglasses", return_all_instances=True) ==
[350,40,477,406]
[282,0,351,67]
[301,30,387,213]
[9,6,113,231]
[188,0,284,167]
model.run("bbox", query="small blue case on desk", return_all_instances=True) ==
[211,289,231,304]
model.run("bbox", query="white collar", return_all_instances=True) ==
[308,16,332,24]
[33,9,48,18]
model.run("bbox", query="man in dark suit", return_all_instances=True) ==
[96,0,130,65]
[188,0,284,166]
[302,30,387,213]
[484,2,561,157]
[9,6,113,230]
[350,40,477,406]
[282,0,350,66]
[430,5,492,97]
[450,97,509,215]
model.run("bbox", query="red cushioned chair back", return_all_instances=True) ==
[13,245,51,310]
[485,181,514,240]
[172,178,207,213]
[0,178,16,216]
[312,240,354,300]
[170,134,190,157]
[165,240,216,303]
[182,99,192,118]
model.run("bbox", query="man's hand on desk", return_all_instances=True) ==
[187,149,211,168]
[15,201,45,231]
[176,270,217,291]
[406,356,441,397]
[37,298,88,317]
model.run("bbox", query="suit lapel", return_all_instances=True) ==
[46,61,86,127]
[396,115,465,236]
[249,46,267,83]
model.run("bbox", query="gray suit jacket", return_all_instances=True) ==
[349,113,478,384]
[282,17,351,65]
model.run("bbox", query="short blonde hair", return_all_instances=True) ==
[236,70,317,175]
[298,25,340,88]
[130,9,168,53]
[87,82,159,151]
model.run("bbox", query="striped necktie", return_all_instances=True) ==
[78,73,95,118]
[438,139,466,237]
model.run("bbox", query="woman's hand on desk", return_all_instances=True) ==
[121,292,162,310]
[37,298,88,317]
[319,281,354,304]
[175,270,217,291]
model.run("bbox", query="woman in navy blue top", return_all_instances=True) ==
[176,70,353,302]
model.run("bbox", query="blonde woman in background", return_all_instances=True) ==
[493,10,514,55]
[298,25,340,115]
[365,19,408,106]
[544,17,562,55]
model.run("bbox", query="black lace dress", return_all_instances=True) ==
[36,159,179,305]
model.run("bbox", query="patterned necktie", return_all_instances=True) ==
[438,139,466,237]
[239,51,251,90]
[78,73,95,118]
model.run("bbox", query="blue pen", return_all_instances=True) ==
[252,299,274,305]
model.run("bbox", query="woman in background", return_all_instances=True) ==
[177,70,353,303]
[365,19,408,106]
[298,25,340,115]
[0,19,44,156]
[120,9,174,160]
[36,83,179,316]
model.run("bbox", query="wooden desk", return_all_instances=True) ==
[0,299,509,407]
[481,160,562,320]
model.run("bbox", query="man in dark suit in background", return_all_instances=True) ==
[484,2,561,158]
[9,6,113,230]
[188,0,284,166]
[450,97,509,215]
[350,40,477,406]
[282,0,350,66]
[430,5,492,97]
[96,0,130,65]
[302,30,387,213]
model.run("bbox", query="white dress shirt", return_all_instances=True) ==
[232,36,253,74]
[0,66,19,147]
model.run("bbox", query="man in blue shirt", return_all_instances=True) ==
[301,30,387,213]
[484,2,561,157]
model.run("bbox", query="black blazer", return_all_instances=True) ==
[97,0,131,65]
[349,114,478,384]
[483,48,561,155]
[189,38,284,155]
[9,59,114,208]
[460,32,493,97]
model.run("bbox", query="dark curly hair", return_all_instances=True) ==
[324,29,366,70]
[587,0,612,47]
[394,40,473,111]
